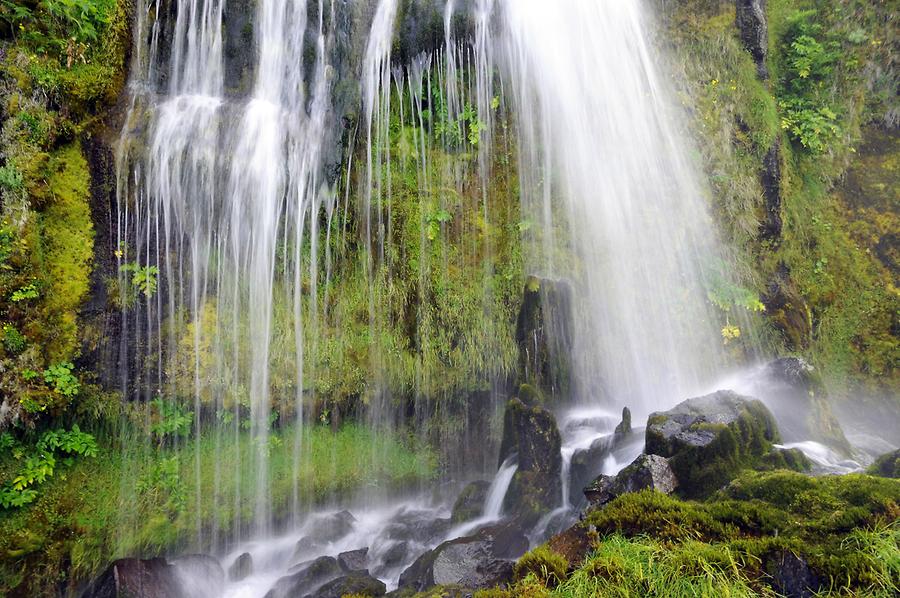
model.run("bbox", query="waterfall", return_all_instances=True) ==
[497,0,726,416]
[112,0,733,565]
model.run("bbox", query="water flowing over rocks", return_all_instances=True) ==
[228,552,253,581]
[267,556,343,598]
[170,555,225,598]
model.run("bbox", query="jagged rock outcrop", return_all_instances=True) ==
[762,264,812,350]
[515,276,575,400]
[645,390,781,497]
[735,0,768,79]
[497,398,562,523]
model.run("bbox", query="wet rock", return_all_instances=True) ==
[735,0,768,79]
[764,550,821,598]
[170,554,225,598]
[380,541,409,569]
[515,276,575,400]
[868,448,900,478]
[614,406,632,438]
[497,398,562,524]
[80,558,181,598]
[228,552,253,582]
[758,358,852,455]
[398,524,526,592]
[760,139,782,240]
[337,547,369,573]
[270,556,342,598]
[451,480,491,523]
[584,454,678,508]
[547,523,593,568]
[385,509,452,544]
[645,390,780,497]
[313,572,386,598]
[568,436,614,503]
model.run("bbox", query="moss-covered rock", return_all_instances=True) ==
[868,449,900,479]
[645,390,784,497]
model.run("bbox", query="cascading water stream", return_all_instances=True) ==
[110,0,759,593]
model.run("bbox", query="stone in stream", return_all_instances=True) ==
[313,572,386,597]
[397,523,527,592]
[337,547,369,573]
[497,397,562,524]
[568,406,638,506]
[269,556,343,598]
[645,390,781,497]
[80,557,182,598]
[614,406,632,438]
[450,480,491,523]
[584,454,677,508]
[228,552,253,582]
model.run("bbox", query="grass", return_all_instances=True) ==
[0,423,436,596]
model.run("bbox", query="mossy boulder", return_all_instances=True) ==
[867,448,900,478]
[645,390,783,497]
[497,398,562,524]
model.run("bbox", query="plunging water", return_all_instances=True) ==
[114,0,742,593]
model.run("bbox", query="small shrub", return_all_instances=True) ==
[43,361,80,397]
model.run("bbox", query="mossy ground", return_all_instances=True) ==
[481,471,900,597]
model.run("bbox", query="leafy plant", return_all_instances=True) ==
[136,456,186,514]
[43,361,80,397]
[2,324,27,354]
[120,262,160,298]
[149,398,194,442]
[426,209,452,241]
[0,164,24,192]
[10,283,39,302]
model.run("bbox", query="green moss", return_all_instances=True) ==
[514,546,568,587]
[868,449,900,479]
[37,145,94,362]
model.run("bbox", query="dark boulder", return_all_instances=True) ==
[313,573,386,598]
[228,552,253,582]
[645,390,780,497]
[451,480,491,523]
[764,550,821,598]
[735,0,769,79]
[80,558,182,598]
[868,448,900,478]
[398,524,526,592]
[515,276,574,400]
[294,510,357,557]
[497,398,562,523]
[568,435,615,505]
[337,547,369,573]
[584,454,677,507]
[384,509,452,544]
[269,556,343,598]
